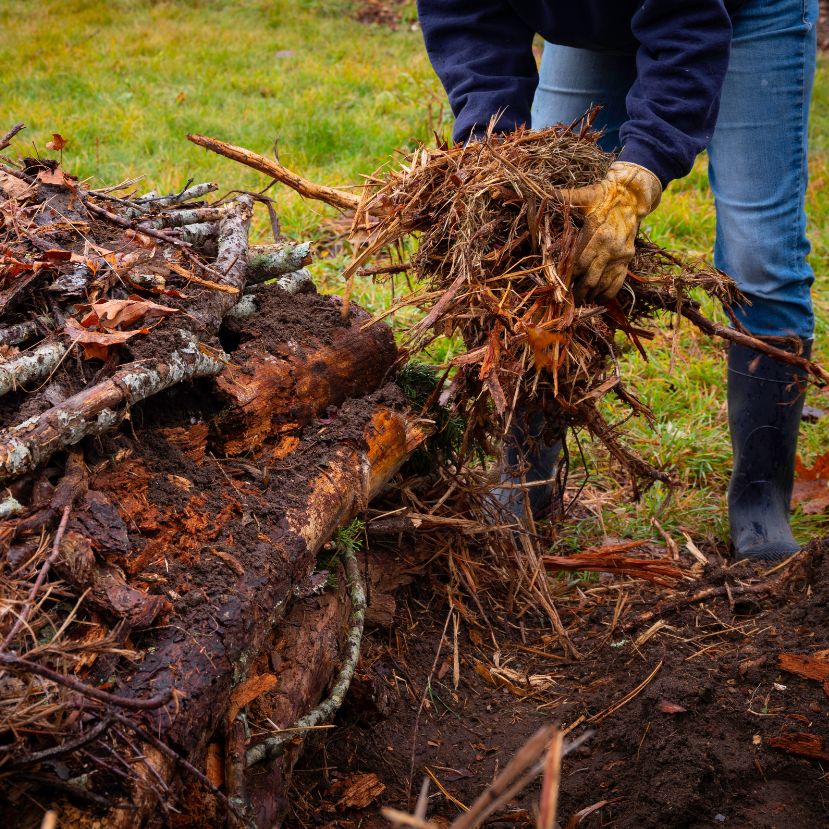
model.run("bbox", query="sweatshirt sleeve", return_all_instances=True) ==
[416,0,537,143]
[620,0,732,186]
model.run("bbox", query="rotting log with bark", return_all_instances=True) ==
[214,294,398,455]
[54,399,428,829]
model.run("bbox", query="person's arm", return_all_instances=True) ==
[417,0,537,143]
[621,0,733,187]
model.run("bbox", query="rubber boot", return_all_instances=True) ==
[491,408,564,523]
[728,341,811,562]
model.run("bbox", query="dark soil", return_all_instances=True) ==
[226,286,369,349]
[287,540,829,828]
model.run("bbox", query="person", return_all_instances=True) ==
[416,0,819,562]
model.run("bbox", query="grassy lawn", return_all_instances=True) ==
[2,0,828,552]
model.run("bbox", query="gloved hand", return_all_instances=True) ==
[560,161,662,303]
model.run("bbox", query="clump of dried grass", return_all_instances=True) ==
[347,118,740,491]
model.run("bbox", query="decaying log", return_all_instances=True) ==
[246,544,366,768]
[70,404,428,829]
[243,579,351,827]
[213,303,398,455]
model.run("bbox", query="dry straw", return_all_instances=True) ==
[344,116,744,492]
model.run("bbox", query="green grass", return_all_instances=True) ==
[0,0,436,233]
[2,1,828,553]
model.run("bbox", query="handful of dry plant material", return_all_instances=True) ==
[344,121,742,489]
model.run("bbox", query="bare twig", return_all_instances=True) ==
[0,123,25,152]
[0,653,173,709]
[1,503,72,650]
[187,133,360,212]
[677,301,829,385]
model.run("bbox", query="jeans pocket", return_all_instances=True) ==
[802,0,817,24]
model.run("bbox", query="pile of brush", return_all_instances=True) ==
[0,123,432,828]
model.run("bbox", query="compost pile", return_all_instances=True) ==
[2,116,827,829]
[344,119,810,487]
[0,123,431,829]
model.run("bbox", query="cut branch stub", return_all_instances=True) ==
[247,241,313,283]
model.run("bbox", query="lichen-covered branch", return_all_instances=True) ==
[0,341,66,398]
[247,241,312,283]
[245,541,367,768]
[0,318,50,348]
[0,333,226,484]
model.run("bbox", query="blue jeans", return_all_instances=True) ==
[531,0,818,340]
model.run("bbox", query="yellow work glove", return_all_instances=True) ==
[561,161,662,303]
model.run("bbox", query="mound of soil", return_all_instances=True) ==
[287,539,829,828]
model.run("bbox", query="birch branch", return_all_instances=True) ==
[0,333,226,484]
[247,241,313,283]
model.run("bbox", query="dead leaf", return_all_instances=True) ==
[0,170,33,199]
[657,699,687,714]
[81,298,178,331]
[792,453,829,514]
[43,249,72,262]
[484,370,508,416]
[65,317,149,360]
[525,324,568,372]
[46,133,67,152]
[124,229,156,248]
[226,673,278,726]
[37,166,74,188]
[474,659,557,698]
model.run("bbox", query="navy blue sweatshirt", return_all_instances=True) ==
[417,1,743,187]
